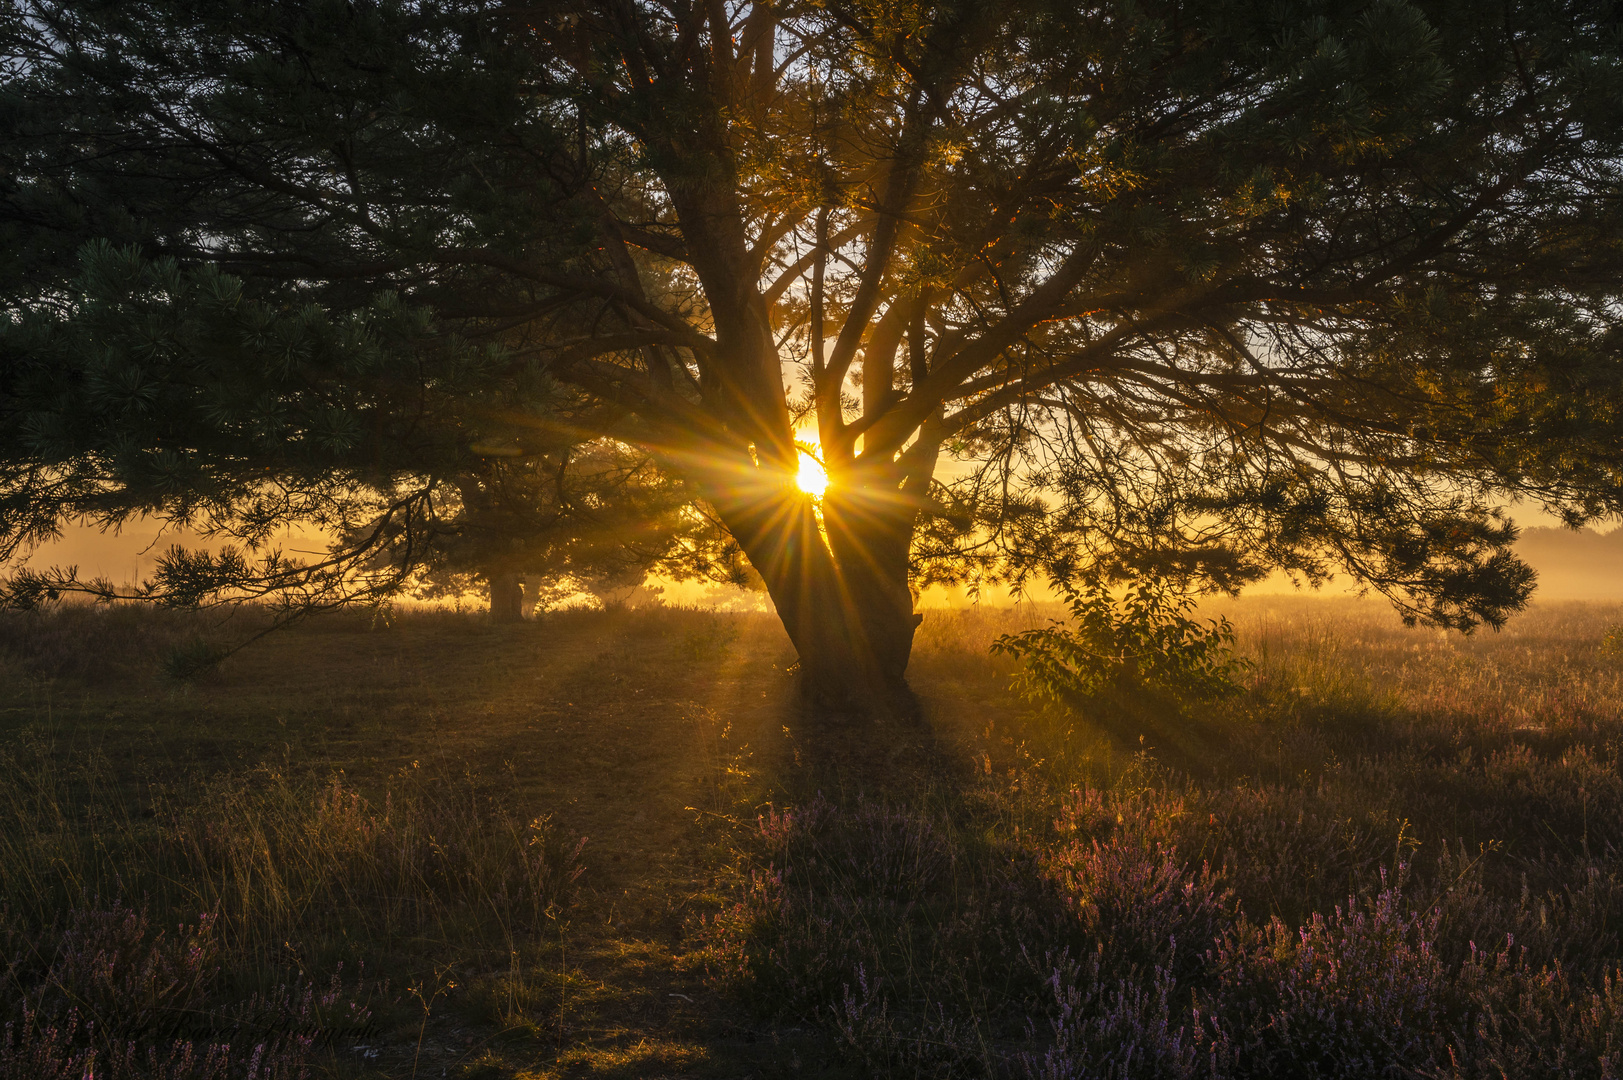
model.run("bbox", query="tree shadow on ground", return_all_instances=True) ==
[1073,696,1232,779]
[758,680,981,814]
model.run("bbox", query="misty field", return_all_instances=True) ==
[2,597,1623,1079]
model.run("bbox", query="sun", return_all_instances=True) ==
[796,448,828,498]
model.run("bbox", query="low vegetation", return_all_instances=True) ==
[0,597,1621,1077]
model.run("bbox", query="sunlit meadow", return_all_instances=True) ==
[1,596,1621,1077]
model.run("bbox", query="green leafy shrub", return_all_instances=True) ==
[992,577,1251,712]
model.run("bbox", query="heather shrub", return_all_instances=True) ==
[1442,941,1623,1078]
[1042,834,1232,983]
[1426,850,1623,983]
[1020,860,1623,1079]
[0,903,218,1039]
[1170,780,1412,928]
[717,768,1623,1077]
[0,900,375,1080]
[714,786,1239,1076]
[1023,950,1208,1080]
[1203,868,1446,1077]
[1043,786,1233,978]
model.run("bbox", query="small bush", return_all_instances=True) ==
[1441,940,1623,1078]
[161,637,230,681]
[830,965,986,1078]
[992,576,1250,714]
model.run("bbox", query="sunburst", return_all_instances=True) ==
[795,448,828,498]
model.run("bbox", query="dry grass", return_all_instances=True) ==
[0,596,1620,1076]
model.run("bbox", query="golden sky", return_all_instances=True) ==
[22,516,1623,606]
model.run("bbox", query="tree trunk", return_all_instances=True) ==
[815,485,923,698]
[711,479,921,713]
[488,572,525,623]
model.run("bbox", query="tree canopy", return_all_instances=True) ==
[3,0,1622,700]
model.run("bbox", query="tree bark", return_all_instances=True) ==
[709,476,921,714]
[488,572,525,623]
[817,485,923,693]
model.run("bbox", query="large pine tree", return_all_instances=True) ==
[3,0,1622,704]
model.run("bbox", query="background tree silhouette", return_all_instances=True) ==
[3,0,1622,705]
[405,438,723,622]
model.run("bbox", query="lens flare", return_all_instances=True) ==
[796,449,828,497]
